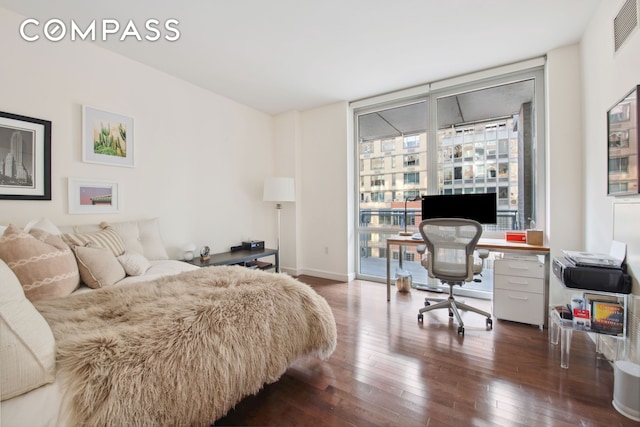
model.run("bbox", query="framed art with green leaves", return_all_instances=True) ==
[82,105,134,167]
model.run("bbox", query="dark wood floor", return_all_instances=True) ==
[215,276,636,427]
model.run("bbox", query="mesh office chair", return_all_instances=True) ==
[417,218,493,335]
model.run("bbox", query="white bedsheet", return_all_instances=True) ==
[1,377,69,427]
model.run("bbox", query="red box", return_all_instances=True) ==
[573,308,591,331]
[505,231,527,242]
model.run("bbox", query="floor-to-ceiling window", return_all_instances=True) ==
[354,64,545,298]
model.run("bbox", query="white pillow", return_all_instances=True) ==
[23,217,62,235]
[0,259,56,401]
[117,251,151,276]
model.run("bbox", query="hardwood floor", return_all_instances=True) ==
[215,276,636,426]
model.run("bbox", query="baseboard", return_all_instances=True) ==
[299,268,353,283]
[279,266,302,277]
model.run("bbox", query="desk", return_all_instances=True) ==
[386,235,550,299]
[386,235,550,325]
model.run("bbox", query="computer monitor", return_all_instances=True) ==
[421,193,497,224]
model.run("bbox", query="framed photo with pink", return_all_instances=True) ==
[68,178,121,214]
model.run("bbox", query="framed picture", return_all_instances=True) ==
[0,111,51,200]
[607,85,639,196]
[82,105,134,167]
[68,178,121,214]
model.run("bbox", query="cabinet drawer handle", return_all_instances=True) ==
[508,280,529,286]
[508,265,530,270]
[508,295,529,301]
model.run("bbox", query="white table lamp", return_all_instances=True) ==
[181,243,197,261]
[263,177,295,272]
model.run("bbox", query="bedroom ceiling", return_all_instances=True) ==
[0,0,601,115]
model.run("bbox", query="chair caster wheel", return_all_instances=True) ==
[486,318,493,329]
[424,301,430,307]
[418,314,424,323]
[457,326,464,335]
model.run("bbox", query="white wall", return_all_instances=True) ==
[297,102,353,281]
[273,111,301,273]
[0,7,275,259]
[581,0,640,260]
[581,0,640,362]
[545,44,585,304]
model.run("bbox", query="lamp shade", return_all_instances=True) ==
[263,177,295,202]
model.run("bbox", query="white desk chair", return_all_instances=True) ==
[417,218,493,335]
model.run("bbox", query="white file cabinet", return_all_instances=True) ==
[493,257,546,330]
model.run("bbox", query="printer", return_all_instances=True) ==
[552,255,631,294]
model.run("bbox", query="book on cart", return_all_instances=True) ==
[590,300,624,336]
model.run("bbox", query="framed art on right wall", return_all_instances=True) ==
[608,85,639,196]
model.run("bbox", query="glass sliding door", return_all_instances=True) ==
[354,65,545,300]
[356,100,429,285]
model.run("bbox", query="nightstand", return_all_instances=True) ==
[183,247,279,272]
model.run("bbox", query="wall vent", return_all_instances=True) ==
[614,0,639,51]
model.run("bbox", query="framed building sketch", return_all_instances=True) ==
[68,178,121,214]
[0,111,51,200]
[607,85,639,196]
[82,105,134,167]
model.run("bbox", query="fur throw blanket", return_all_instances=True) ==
[34,266,337,427]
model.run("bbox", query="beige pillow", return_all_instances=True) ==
[117,251,151,276]
[0,225,79,301]
[72,244,126,289]
[61,226,126,257]
[0,259,56,400]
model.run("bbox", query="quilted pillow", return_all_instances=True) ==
[0,259,56,400]
[72,244,126,289]
[117,251,151,276]
[61,226,126,257]
[104,218,169,260]
[0,225,79,301]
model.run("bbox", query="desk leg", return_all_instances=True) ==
[386,240,391,301]
[275,251,280,273]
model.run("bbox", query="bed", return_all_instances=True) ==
[0,219,337,427]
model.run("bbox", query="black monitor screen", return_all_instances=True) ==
[421,193,497,224]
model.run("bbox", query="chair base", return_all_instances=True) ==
[417,285,492,335]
